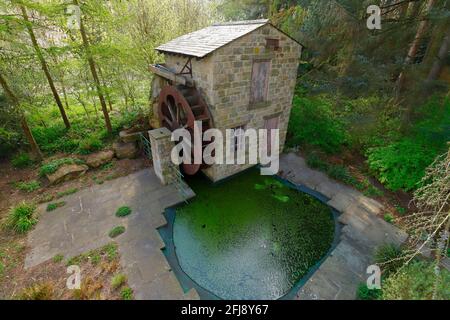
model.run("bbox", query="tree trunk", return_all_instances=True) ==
[0,72,43,160]
[395,0,436,96]
[20,5,70,129]
[74,0,112,134]
[426,26,450,83]
[98,66,113,111]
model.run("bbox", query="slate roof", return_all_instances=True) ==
[156,19,300,59]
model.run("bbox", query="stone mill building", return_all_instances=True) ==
[149,19,303,183]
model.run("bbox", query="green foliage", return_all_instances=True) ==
[384,214,394,224]
[39,158,85,177]
[11,153,34,168]
[52,254,64,263]
[374,244,405,277]
[120,287,133,300]
[306,153,328,171]
[287,95,347,154]
[115,206,132,217]
[77,134,103,155]
[6,202,37,234]
[108,226,126,238]
[365,97,449,192]
[111,274,127,289]
[366,139,436,192]
[382,261,450,300]
[56,188,78,198]
[0,127,22,158]
[46,201,66,212]
[356,283,382,300]
[104,243,118,261]
[16,180,41,193]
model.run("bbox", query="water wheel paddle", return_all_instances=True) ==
[158,85,213,175]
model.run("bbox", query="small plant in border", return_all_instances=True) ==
[46,201,66,212]
[6,201,37,234]
[120,287,133,300]
[111,274,127,289]
[109,226,125,238]
[116,206,132,217]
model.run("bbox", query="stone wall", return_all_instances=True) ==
[203,24,302,181]
[159,24,302,182]
[148,128,175,185]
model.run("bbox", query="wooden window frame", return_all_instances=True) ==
[265,38,280,51]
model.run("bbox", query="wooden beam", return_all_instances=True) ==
[149,64,194,87]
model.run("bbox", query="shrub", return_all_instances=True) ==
[120,287,133,300]
[382,261,450,300]
[109,226,125,238]
[115,206,132,217]
[18,282,54,300]
[374,244,405,277]
[111,274,127,289]
[6,201,37,234]
[16,180,41,193]
[366,138,437,191]
[39,158,85,177]
[11,153,34,168]
[78,135,103,155]
[0,126,22,158]
[46,201,66,212]
[356,283,382,300]
[287,95,347,153]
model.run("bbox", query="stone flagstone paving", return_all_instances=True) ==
[25,168,198,300]
[279,153,408,300]
[26,154,409,300]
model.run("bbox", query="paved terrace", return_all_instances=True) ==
[26,154,408,300]
[25,169,198,300]
[280,153,407,300]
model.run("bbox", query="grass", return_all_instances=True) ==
[5,201,37,234]
[18,282,54,300]
[111,274,127,289]
[46,201,66,212]
[174,168,335,299]
[56,187,78,198]
[66,243,119,266]
[120,287,133,300]
[108,226,126,238]
[52,254,64,263]
[16,180,41,193]
[39,158,85,177]
[115,206,132,217]
[384,214,394,224]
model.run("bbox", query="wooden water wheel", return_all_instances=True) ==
[158,85,213,175]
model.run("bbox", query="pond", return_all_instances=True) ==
[168,168,337,300]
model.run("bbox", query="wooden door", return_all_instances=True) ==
[250,60,270,104]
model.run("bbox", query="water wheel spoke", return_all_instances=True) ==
[163,116,173,128]
[167,102,176,122]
